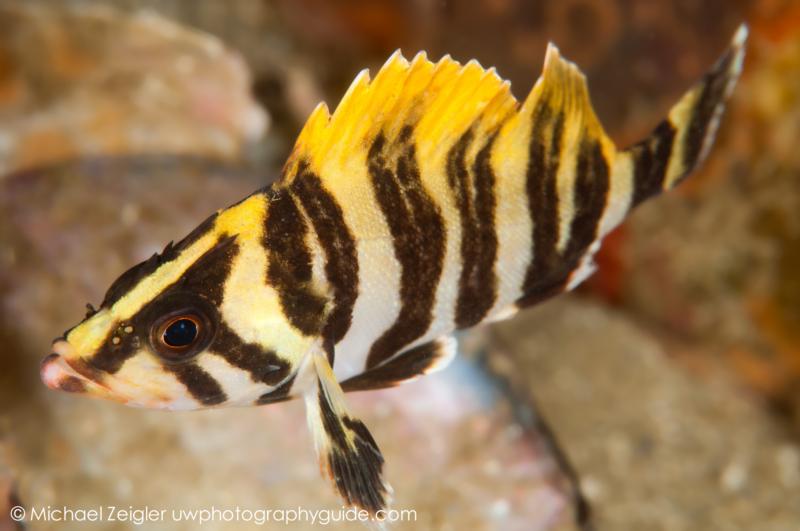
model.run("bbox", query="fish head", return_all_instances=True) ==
[41,194,311,410]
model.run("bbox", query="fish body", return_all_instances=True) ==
[41,26,747,514]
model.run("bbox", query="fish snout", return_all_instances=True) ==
[40,351,88,393]
[41,339,110,397]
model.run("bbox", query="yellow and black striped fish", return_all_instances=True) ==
[42,26,747,515]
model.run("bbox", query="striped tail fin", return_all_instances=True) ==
[619,24,748,214]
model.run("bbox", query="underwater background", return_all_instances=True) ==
[1,1,798,529]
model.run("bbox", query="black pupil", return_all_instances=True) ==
[163,319,198,348]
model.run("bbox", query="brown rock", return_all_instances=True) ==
[0,5,266,176]
[492,298,800,531]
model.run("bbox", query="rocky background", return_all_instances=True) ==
[1,1,799,530]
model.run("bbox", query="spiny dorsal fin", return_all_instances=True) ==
[303,344,392,517]
[280,50,521,186]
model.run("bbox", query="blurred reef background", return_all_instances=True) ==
[1,1,799,530]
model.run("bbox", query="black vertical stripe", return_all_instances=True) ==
[167,362,227,406]
[140,231,290,387]
[630,120,677,207]
[176,231,291,386]
[446,128,500,329]
[290,166,359,345]
[365,127,446,369]
[467,133,501,322]
[263,189,327,336]
[178,234,239,305]
[519,105,565,304]
[563,138,610,267]
[682,47,735,174]
[518,133,610,311]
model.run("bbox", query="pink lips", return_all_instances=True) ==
[40,340,116,399]
[39,339,135,403]
[41,347,88,393]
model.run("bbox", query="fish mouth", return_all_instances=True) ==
[40,341,122,402]
[41,341,179,409]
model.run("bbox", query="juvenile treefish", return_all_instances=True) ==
[42,27,747,514]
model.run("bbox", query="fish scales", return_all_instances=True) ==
[41,26,748,517]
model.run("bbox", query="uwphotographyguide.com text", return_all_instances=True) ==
[9,504,417,526]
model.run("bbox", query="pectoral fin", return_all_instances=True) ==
[303,344,392,515]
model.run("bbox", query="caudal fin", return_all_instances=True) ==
[622,24,748,210]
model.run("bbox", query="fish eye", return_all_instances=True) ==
[148,299,215,362]
[162,316,199,348]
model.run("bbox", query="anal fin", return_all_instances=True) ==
[341,336,457,393]
[304,344,392,515]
